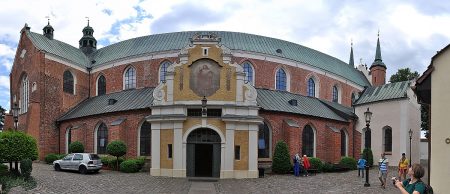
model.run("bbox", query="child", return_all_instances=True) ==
[357,154,367,178]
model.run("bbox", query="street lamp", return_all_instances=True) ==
[201,96,207,117]
[364,107,372,187]
[408,129,413,166]
[12,103,20,130]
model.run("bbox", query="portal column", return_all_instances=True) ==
[223,122,235,178]
[173,122,183,177]
[150,123,161,176]
[248,124,258,178]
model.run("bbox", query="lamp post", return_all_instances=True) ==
[12,103,20,130]
[364,107,372,187]
[408,129,413,166]
[201,96,207,117]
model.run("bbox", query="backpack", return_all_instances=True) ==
[408,178,434,194]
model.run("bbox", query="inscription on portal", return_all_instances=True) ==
[189,59,220,97]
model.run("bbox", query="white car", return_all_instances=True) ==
[53,153,102,174]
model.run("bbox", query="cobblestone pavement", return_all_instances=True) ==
[11,163,399,194]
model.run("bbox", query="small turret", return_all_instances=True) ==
[79,19,97,55]
[43,19,54,40]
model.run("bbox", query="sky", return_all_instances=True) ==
[1,0,450,111]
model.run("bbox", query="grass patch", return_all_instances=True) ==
[0,172,37,193]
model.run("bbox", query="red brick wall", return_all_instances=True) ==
[59,110,150,158]
[260,111,359,163]
[370,66,386,87]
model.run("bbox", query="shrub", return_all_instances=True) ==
[107,141,127,171]
[119,160,140,173]
[20,159,33,180]
[108,157,125,170]
[135,156,146,170]
[322,162,334,172]
[362,148,374,167]
[272,141,292,174]
[100,156,113,167]
[44,154,59,164]
[0,163,8,175]
[339,157,357,170]
[69,141,84,153]
[0,131,38,172]
[308,157,323,172]
[57,154,66,160]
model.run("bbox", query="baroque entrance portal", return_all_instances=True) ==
[186,128,221,178]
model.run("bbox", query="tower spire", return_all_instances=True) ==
[43,16,54,40]
[349,39,354,67]
[369,31,387,87]
[371,30,385,68]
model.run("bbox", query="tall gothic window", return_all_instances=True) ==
[159,61,171,83]
[96,123,108,154]
[332,86,339,102]
[276,68,287,91]
[384,127,392,152]
[124,67,136,89]
[307,78,315,97]
[258,122,271,158]
[302,125,315,157]
[20,75,29,114]
[97,75,106,96]
[63,70,74,94]
[242,62,254,85]
[140,121,152,156]
[341,129,347,156]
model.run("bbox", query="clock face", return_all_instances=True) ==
[189,58,221,97]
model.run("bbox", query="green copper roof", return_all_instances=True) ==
[349,43,354,67]
[26,31,89,67]
[371,36,386,68]
[26,30,370,87]
[354,81,410,105]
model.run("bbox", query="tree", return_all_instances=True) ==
[272,140,292,174]
[0,105,5,129]
[421,104,429,136]
[106,140,127,170]
[0,131,38,172]
[389,68,420,83]
[69,141,85,153]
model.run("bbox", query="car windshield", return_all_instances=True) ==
[89,154,100,160]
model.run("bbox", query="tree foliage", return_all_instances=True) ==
[272,140,292,174]
[69,141,85,153]
[0,105,5,128]
[421,104,429,135]
[107,140,127,170]
[362,148,374,167]
[389,68,420,83]
[0,131,38,167]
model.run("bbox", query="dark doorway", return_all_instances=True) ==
[186,128,221,178]
[194,144,213,177]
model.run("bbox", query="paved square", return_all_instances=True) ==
[10,163,398,193]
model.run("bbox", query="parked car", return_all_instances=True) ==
[53,153,102,174]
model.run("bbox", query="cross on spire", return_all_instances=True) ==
[85,17,90,26]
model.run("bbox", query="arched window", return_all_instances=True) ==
[63,70,74,94]
[124,67,136,89]
[383,127,392,152]
[96,123,108,154]
[97,75,106,96]
[332,86,339,102]
[20,75,29,113]
[258,122,271,158]
[276,68,287,91]
[242,62,254,85]
[139,121,152,156]
[65,127,72,154]
[340,129,347,156]
[302,125,315,157]
[159,61,172,83]
[307,78,315,97]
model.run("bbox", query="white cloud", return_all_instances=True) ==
[0,75,9,89]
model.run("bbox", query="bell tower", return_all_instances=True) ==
[369,32,387,87]
[79,19,97,55]
[43,19,54,40]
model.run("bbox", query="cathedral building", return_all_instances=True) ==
[6,21,388,178]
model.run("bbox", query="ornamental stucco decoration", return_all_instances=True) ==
[244,83,257,104]
[152,82,165,105]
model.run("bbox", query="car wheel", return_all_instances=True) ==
[79,166,88,174]
[54,164,61,171]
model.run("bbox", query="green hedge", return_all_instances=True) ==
[362,148,374,167]
[0,163,8,175]
[272,141,291,174]
[69,141,84,153]
[44,154,59,164]
[20,159,33,180]
[119,160,140,173]
[308,157,323,172]
[339,157,357,170]
[322,162,334,172]
[108,157,125,170]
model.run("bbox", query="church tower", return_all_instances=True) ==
[349,40,354,67]
[79,19,97,55]
[42,19,54,40]
[369,32,387,87]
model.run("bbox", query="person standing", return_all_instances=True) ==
[398,153,409,181]
[378,153,389,189]
[302,155,311,177]
[293,154,300,177]
[357,154,367,178]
